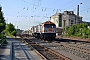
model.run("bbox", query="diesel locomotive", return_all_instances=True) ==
[32,21,56,40]
[22,21,56,40]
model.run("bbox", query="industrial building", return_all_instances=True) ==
[50,10,82,36]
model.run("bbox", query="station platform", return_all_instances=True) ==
[0,38,43,60]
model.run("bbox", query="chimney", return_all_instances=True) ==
[77,5,79,16]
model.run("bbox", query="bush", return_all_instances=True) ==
[63,23,90,39]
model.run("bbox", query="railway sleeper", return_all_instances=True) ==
[62,47,89,59]
[68,44,90,52]
[38,50,61,60]
[24,39,73,60]
[65,45,90,55]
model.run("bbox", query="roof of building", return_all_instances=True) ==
[52,12,62,17]
[51,11,82,17]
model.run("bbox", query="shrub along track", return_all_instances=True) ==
[22,38,72,60]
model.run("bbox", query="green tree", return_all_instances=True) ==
[63,23,90,39]
[0,6,7,44]
[80,23,88,38]
[82,23,88,28]
[0,6,6,39]
[0,6,6,33]
[67,24,76,36]
[86,28,90,38]
[4,23,17,36]
[82,28,88,38]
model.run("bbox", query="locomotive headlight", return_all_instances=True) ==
[44,30,47,32]
[53,31,56,32]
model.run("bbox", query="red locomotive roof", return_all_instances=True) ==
[43,21,55,24]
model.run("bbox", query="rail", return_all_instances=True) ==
[24,39,72,60]
[57,36,90,42]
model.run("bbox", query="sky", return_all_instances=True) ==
[0,0,90,30]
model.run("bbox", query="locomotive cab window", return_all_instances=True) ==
[44,24,56,28]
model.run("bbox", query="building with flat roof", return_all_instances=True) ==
[62,11,82,27]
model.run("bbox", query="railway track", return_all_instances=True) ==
[41,40,90,60]
[22,37,90,60]
[50,42,90,60]
[56,37,90,43]
[23,38,72,60]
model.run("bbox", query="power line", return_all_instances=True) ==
[20,0,75,16]
[17,0,90,20]
[21,0,65,10]
[61,0,74,8]
[81,8,90,12]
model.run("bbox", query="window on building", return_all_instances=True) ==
[59,16,62,27]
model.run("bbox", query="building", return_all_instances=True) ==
[50,11,82,36]
[50,12,63,36]
[62,11,82,27]
[50,13,62,28]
